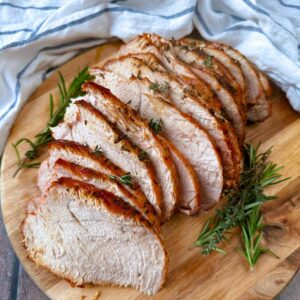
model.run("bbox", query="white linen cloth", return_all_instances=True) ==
[0,0,299,154]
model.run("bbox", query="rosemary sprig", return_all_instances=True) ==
[12,67,93,177]
[194,143,288,269]
[109,173,133,187]
[240,205,279,270]
[149,118,162,135]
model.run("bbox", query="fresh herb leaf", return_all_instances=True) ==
[119,173,133,187]
[194,143,288,269]
[109,173,133,187]
[92,145,103,156]
[148,81,170,93]
[12,67,93,177]
[203,55,213,68]
[149,118,162,135]
[148,82,160,91]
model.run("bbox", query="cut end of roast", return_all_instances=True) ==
[22,178,167,295]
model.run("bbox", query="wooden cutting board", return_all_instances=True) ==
[1,41,300,300]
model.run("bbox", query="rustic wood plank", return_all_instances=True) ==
[17,266,49,300]
[0,208,19,300]
[1,41,300,300]
[237,229,300,300]
[277,270,300,300]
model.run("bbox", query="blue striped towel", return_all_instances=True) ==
[1,0,300,154]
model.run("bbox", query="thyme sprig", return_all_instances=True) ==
[109,173,133,187]
[194,143,288,269]
[12,67,93,177]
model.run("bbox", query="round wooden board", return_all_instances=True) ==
[1,41,300,300]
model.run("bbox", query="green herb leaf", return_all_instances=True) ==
[194,143,288,269]
[148,82,160,91]
[119,173,133,187]
[109,173,133,187]
[148,81,170,93]
[12,67,93,177]
[203,55,213,68]
[92,145,103,156]
[149,118,162,135]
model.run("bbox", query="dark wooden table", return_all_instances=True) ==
[0,207,299,300]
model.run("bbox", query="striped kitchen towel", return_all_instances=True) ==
[0,0,300,154]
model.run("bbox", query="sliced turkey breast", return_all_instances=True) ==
[160,137,201,215]
[129,53,222,117]
[247,63,272,120]
[93,72,223,210]
[38,140,157,225]
[246,94,271,122]
[38,140,131,191]
[117,34,222,116]
[79,82,179,221]
[51,100,162,217]
[22,177,167,295]
[204,41,271,121]
[145,32,244,105]
[42,158,160,231]
[192,41,261,104]
[257,70,272,97]
[180,38,246,106]
[117,34,245,142]
[172,42,246,112]
[98,54,241,185]
[126,52,242,182]
[39,140,146,198]
[170,42,246,141]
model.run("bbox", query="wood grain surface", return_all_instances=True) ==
[1,41,300,300]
